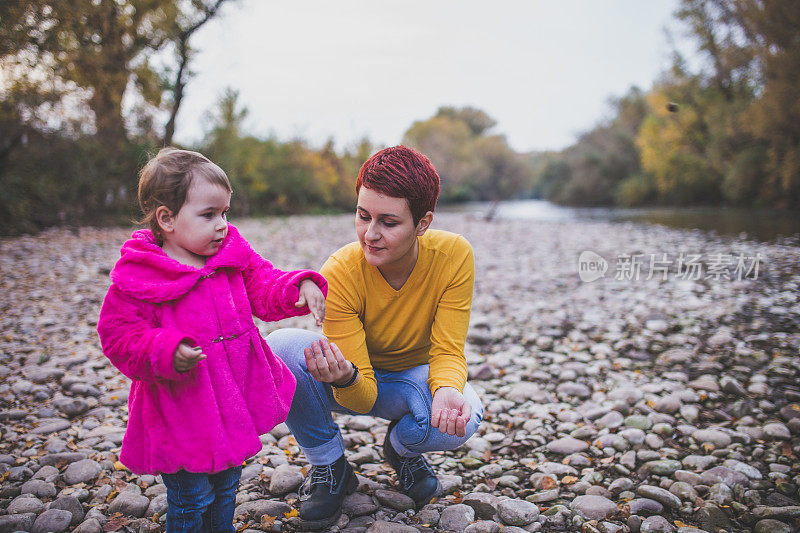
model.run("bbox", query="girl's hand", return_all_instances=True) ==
[295,279,326,326]
[173,343,206,373]
[304,338,354,386]
[431,386,471,437]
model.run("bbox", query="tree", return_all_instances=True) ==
[0,0,231,144]
[403,106,532,202]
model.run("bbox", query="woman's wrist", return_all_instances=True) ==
[332,362,358,388]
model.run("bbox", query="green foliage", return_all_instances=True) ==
[537,0,799,209]
[532,87,649,206]
[200,89,359,217]
[403,107,533,202]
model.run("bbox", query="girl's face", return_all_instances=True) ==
[355,187,430,271]
[158,178,231,267]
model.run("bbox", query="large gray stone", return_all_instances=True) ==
[8,495,45,514]
[570,495,617,520]
[342,492,378,517]
[440,504,475,531]
[462,492,499,519]
[498,499,540,526]
[640,515,676,533]
[108,485,150,517]
[49,495,85,526]
[32,509,73,533]
[20,479,57,498]
[374,489,415,512]
[699,466,749,488]
[754,519,793,533]
[146,493,168,517]
[637,485,682,509]
[62,459,101,485]
[692,429,731,448]
[268,464,304,495]
[234,499,291,520]
[365,520,419,533]
[0,513,36,533]
[546,436,589,455]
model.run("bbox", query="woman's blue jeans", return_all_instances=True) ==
[161,466,242,533]
[266,328,483,466]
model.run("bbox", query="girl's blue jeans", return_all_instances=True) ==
[161,466,241,533]
[266,328,483,466]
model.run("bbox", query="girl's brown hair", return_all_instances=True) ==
[137,148,232,243]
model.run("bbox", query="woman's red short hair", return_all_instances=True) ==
[355,146,440,225]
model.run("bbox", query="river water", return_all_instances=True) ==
[453,200,800,244]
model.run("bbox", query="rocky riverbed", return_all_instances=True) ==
[1,213,799,533]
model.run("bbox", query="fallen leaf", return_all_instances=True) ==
[539,477,556,490]
[103,513,131,532]
[562,475,578,485]
[113,461,127,471]
[260,515,276,528]
[283,509,298,519]
[452,491,463,504]
[674,520,687,527]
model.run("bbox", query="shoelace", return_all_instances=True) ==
[300,464,335,498]
[398,455,434,490]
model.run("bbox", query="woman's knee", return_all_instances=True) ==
[266,328,322,374]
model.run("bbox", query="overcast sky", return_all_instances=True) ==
[174,1,692,153]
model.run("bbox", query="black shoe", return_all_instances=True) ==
[383,420,442,507]
[298,455,357,530]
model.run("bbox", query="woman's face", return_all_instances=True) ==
[355,187,428,270]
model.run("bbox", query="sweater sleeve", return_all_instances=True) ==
[97,286,193,383]
[427,236,474,395]
[320,256,377,413]
[242,250,328,323]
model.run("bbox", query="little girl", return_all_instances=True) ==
[97,147,327,532]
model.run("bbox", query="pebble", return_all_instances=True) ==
[498,499,539,526]
[637,485,682,509]
[374,489,415,511]
[640,515,676,532]
[570,495,618,520]
[691,429,731,447]
[1,216,799,533]
[8,495,45,514]
[50,495,85,525]
[439,503,475,531]
[628,498,663,515]
[20,479,57,498]
[342,492,379,517]
[698,466,750,488]
[763,422,791,440]
[62,459,102,485]
[268,464,304,495]
[31,509,73,533]
[462,492,499,519]
[234,499,291,520]
[753,519,793,533]
[546,436,589,455]
[108,484,150,517]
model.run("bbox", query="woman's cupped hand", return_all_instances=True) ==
[431,386,471,437]
[304,338,355,387]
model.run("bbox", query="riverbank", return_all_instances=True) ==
[1,213,799,532]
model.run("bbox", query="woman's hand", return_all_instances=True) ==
[173,342,206,373]
[431,386,471,437]
[295,279,326,326]
[304,338,355,386]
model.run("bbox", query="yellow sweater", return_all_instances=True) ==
[320,229,474,413]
